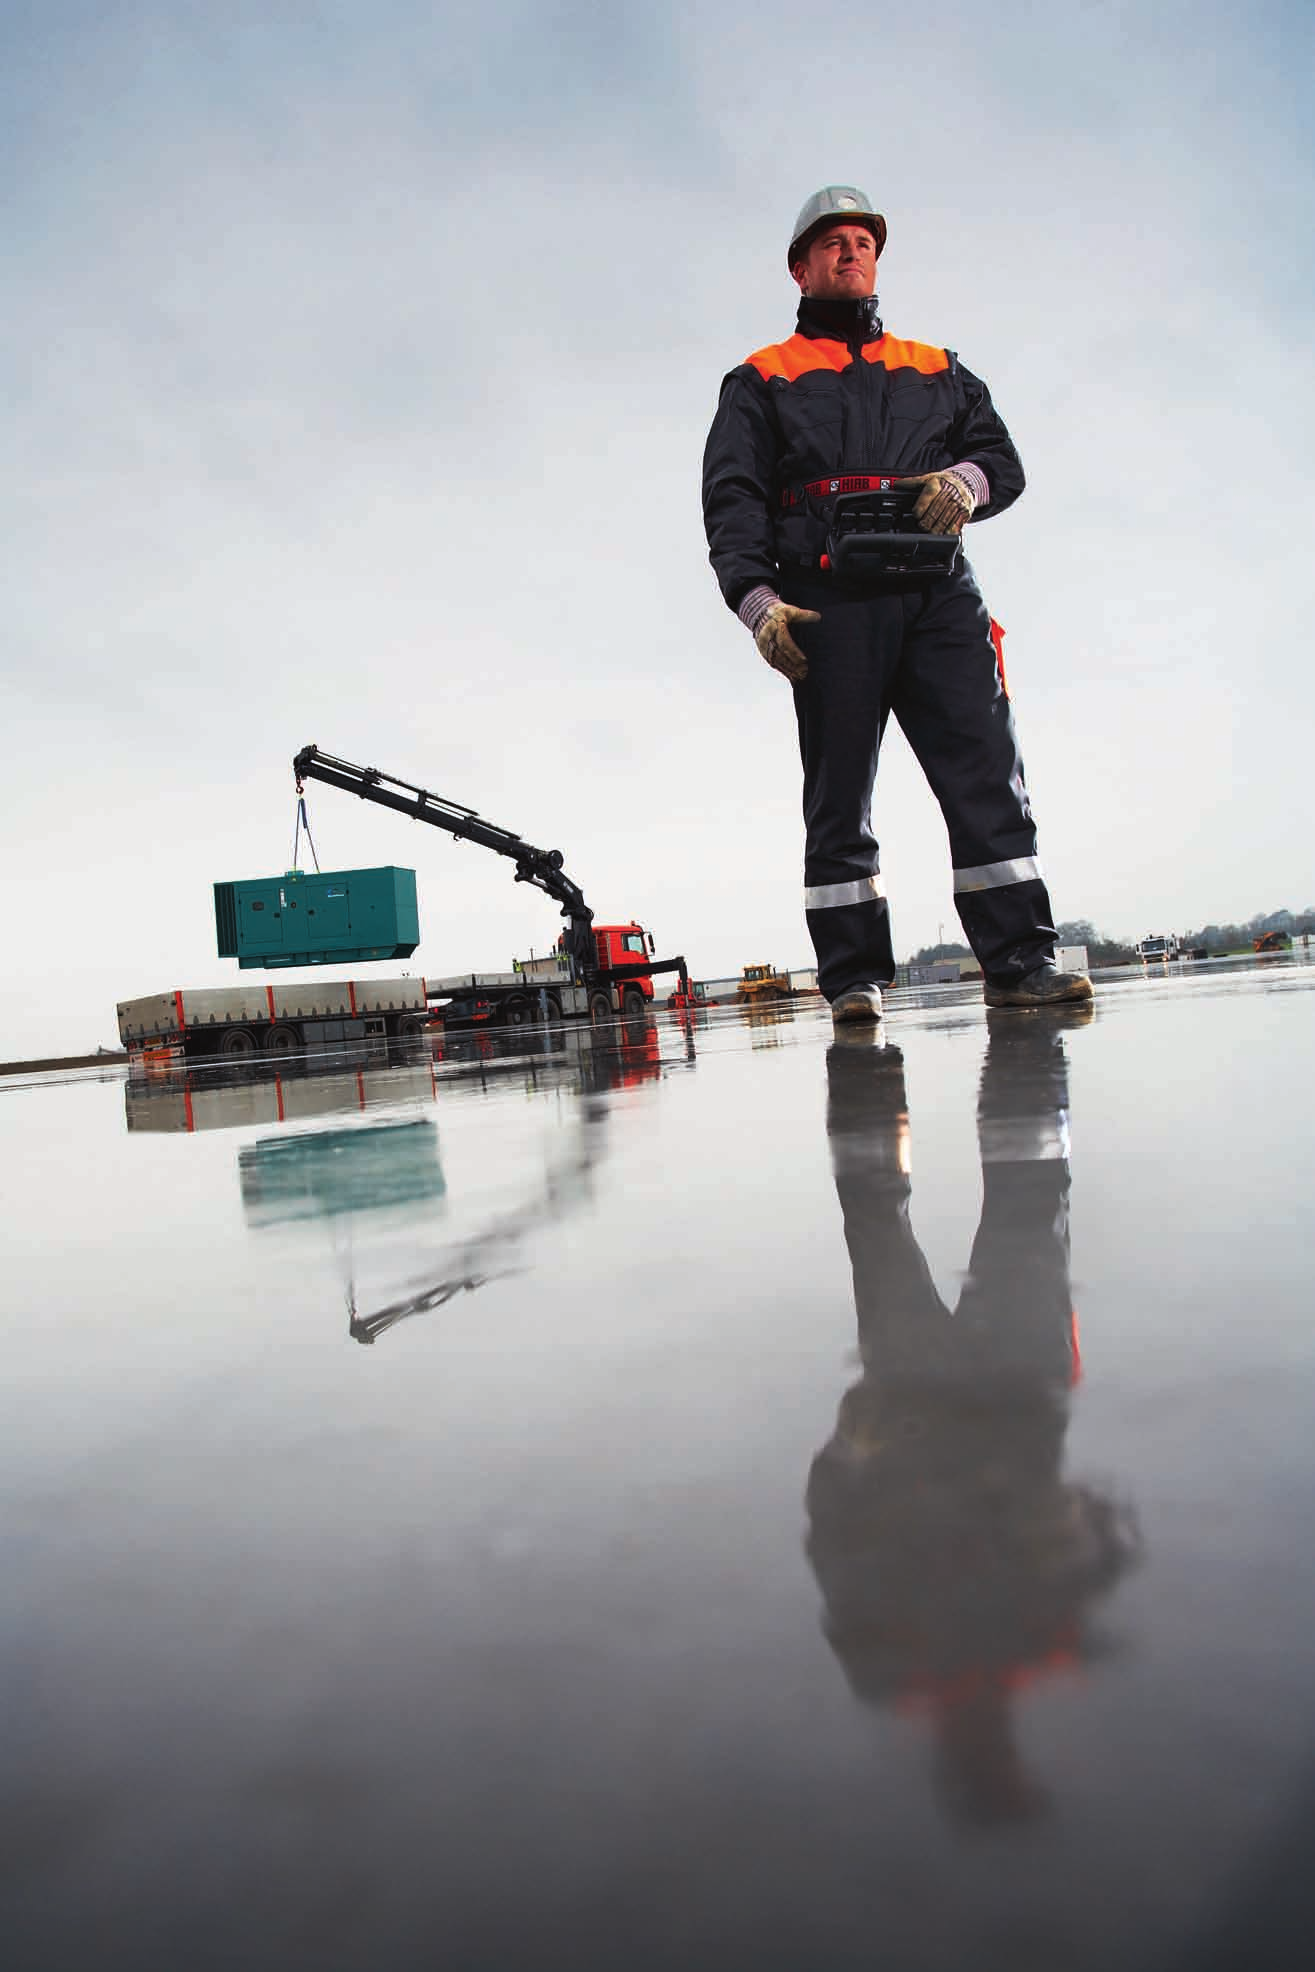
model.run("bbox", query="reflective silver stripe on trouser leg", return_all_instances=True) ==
[804,875,886,910]
[979,1113,1071,1163]
[952,857,1044,894]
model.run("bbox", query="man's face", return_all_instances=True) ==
[791,222,878,300]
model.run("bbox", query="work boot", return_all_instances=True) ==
[832,986,884,1024]
[983,962,1094,1010]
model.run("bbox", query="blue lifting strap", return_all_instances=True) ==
[291,792,321,873]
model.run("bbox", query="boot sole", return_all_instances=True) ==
[832,999,884,1023]
[983,978,1094,1010]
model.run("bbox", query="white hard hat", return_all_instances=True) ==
[788,186,887,269]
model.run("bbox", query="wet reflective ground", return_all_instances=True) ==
[3,964,1314,1971]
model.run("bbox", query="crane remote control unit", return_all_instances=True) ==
[815,481,960,582]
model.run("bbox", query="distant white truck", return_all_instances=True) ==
[1135,934,1179,964]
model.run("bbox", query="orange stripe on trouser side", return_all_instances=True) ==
[989,618,1009,698]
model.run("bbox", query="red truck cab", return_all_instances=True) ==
[556,922,657,1005]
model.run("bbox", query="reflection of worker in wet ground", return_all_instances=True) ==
[806,1013,1138,1826]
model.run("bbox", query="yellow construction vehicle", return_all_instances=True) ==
[736,963,793,1004]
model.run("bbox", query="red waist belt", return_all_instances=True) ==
[780,472,905,510]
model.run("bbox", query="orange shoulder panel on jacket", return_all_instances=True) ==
[862,336,950,375]
[745,335,851,383]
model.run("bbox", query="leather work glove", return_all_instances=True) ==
[755,601,821,683]
[904,469,977,536]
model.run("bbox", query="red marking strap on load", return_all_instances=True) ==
[174,989,186,1031]
[349,981,358,1016]
[266,985,277,1022]
[781,472,904,509]
[183,1087,195,1134]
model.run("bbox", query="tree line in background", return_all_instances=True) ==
[909,908,1315,968]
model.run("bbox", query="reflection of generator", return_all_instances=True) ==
[823,483,961,582]
[239,1119,445,1228]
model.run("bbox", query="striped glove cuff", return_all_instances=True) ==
[945,462,990,513]
[737,584,781,638]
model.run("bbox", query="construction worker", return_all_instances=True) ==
[702,187,1095,1022]
[806,1016,1139,1824]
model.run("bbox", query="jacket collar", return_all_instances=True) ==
[796,293,884,345]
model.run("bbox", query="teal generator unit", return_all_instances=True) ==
[214,867,420,969]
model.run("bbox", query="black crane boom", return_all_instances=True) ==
[293,744,597,978]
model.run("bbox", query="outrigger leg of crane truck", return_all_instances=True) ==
[291,744,691,1022]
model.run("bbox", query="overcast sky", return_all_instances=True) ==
[4,0,1312,1054]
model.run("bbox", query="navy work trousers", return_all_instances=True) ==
[781,563,1058,999]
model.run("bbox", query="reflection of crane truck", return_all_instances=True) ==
[116,745,689,1061]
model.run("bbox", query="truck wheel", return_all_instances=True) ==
[394,1012,426,1037]
[218,1026,259,1056]
[264,1023,302,1055]
[541,992,563,1023]
[503,995,531,1027]
[589,990,613,1024]
[621,985,645,1019]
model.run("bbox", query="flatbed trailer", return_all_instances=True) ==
[118,962,668,1061]
[117,977,430,1062]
